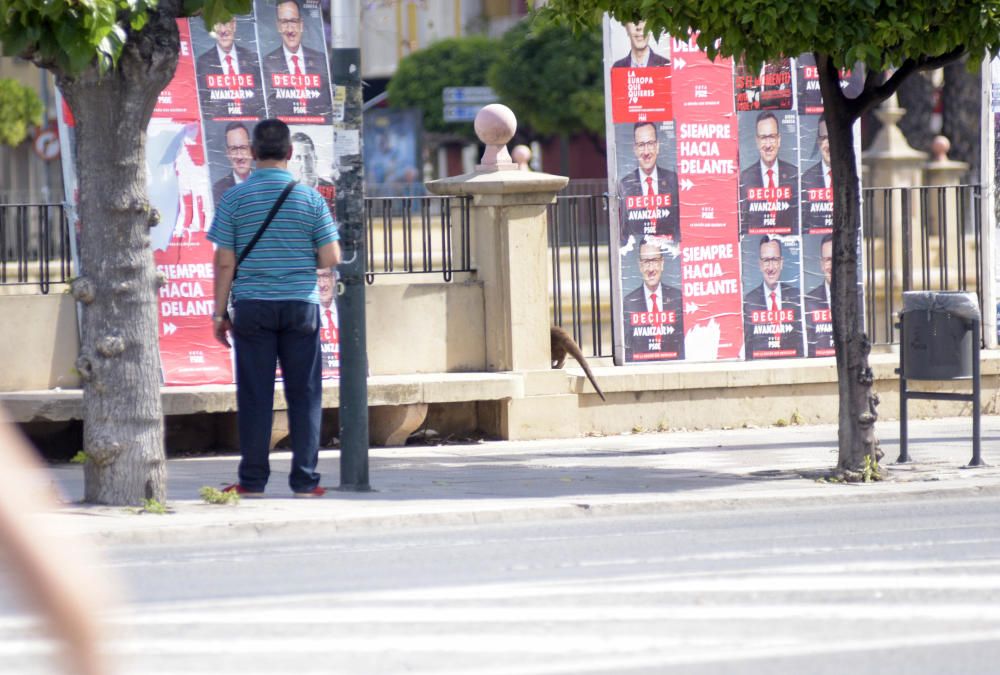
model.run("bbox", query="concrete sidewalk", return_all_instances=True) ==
[40,416,1000,546]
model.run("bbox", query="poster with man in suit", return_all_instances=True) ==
[622,239,685,362]
[190,16,266,120]
[257,0,334,122]
[742,235,804,359]
[205,120,255,205]
[616,121,681,246]
[738,110,799,236]
[799,115,833,233]
[607,18,672,123]
[803,233,835,357]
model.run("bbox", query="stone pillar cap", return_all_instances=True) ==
[474,103,520,172]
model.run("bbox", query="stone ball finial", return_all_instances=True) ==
[511,144,532,171]
[931,135,951,162]
[474,103,518,172]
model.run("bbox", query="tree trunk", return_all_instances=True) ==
[816,55,883,478]
[56,10,181,505]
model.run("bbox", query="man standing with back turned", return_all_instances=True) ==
[209,119,341,498]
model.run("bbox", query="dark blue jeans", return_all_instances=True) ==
[232,299,322,493]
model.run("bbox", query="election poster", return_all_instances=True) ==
[58,3,342,384]
[614,120,680,246]
[738,110,799,236]
[740,234,804,360]
[798,114,833,234]
[607,18,672,124]
[604,16,864,365]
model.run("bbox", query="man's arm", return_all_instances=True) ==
[212,246,237,347]
[317,240,341,269]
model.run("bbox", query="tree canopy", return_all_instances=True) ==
[0,0,249,74]
[540,1,1000,82]
[386,36,503,140]
[488,21,604,138]
[0,78,42,146]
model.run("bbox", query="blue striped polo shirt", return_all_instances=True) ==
[207,168,338,304]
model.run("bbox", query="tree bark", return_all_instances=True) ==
[816,55,883,478]
[56,9,181,505]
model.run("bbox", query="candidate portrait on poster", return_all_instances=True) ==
[615,121,681,246]
[738,110,799,236]
[622,238,685,362]
[288,124,336,216]
[802,233,834,357]
[741,234,804,360]
[205,120,255,205]
[190,16,266,121]
[610,19,670,68]
[256,0,334,121]
[799,114,833,233]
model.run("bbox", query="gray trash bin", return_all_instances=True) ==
[900,291,980,380]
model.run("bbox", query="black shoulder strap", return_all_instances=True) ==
[234,180,297,276]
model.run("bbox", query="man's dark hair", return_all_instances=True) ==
[820,233,833,247]
[253,119,291,160]
[290,131,315,151]
[755,111,778,132]
[224,121,249,137]
[759,234,783,256]
[633,121,657,139]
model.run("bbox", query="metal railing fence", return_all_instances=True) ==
[363,194,471,284]
[1,186,987,355]
[547,194,613,358]
[0,203,73,294]
[862,184,984,345]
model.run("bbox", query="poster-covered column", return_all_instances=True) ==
[150,20,234,384]
[670,34,744,361]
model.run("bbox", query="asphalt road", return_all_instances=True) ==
[4,494,1000,674]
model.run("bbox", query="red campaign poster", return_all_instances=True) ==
[669,35,734,114]
[675,115,740,239]
[153,21,201,121]
[155,242,234,384]
[609,67,673,123]
[678,238,744,361]
[670,40,743,361]
[149,20,234,385]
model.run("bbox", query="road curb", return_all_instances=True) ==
[65,479,1000,547]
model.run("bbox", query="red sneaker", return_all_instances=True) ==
[222,483,264,498]
[293,486,327,498]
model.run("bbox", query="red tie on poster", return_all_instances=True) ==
[650,292,659,313]
[770,291,777,311]
[767,169,774,189]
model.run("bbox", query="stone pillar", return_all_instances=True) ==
[426,104,568,373]
[923,135,972,292]
[861,94,927,319]
[424,105,576,440]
